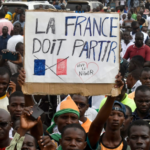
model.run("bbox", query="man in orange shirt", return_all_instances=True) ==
[72,95,91,133]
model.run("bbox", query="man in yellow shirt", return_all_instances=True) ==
[100,80,136,112]
[4,6,12,21]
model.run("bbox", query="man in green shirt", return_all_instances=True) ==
[99,80,136,112]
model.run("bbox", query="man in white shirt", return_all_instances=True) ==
[126,69,142,94]
[130,21,149,44]
[120,14,126,26]
[7,22,23,52]
[121,31,134,57]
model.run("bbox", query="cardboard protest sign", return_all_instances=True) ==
[23,10,120,96]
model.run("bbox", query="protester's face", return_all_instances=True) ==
[96,6,100,11]
[16,44,24,56]
[128,13,131,19]
[142,27,148,33]
[2,27,8,35]
[146,39,150,47]
[127,126,150,150]
[78,5,81,10]
[4,7,8,14]
[140,71,150,88]
[60,128,87,150]
[107,105,125,130]
[0,74,9,97]
[0,113,11,140]
[130,8,133,13]
[135,90,150,114]
[18,9,21,14]
[72,95,89,118]
[20,14,25,22]
[7,96,25,120]
[21,134,36,150]
[140,10,143,15]
[121,108,132,132]
[15,8,18,13]
[132,25,140,33]
[135,35,143,47]
[55,113,79,133]
[123,14,126,20]
[14,23,21,34]
[123,32,130,41]
[137,14,142,21]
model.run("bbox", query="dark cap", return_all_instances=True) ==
[112,101,126,116]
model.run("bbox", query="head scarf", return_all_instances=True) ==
[47,95,80,134]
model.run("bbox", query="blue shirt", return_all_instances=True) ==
[132,109,150,121]
[0,34,11,54]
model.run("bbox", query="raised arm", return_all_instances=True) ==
[6,107,40,150]
[88,73,123,147]
[18,68,35,106]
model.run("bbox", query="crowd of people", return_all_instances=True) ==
[1,0,150,150]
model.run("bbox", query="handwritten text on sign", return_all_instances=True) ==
[25,12,119,83]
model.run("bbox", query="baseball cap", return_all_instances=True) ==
[112,101,126,116]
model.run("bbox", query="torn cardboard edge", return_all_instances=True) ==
[23,10,120,96]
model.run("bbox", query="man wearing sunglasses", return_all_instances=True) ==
[0,108,12,150]
[72,95,91,133]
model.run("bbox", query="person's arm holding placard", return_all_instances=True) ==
[87,73,123,148]
[18,68,35,106]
